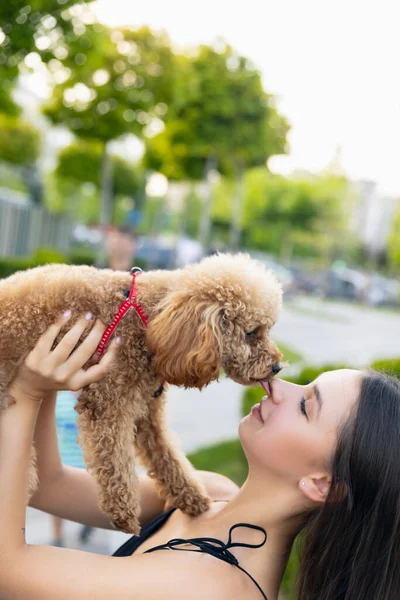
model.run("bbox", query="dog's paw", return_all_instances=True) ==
[111,514,141,536]
[173,491,211,516]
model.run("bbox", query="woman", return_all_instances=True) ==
[0,313,399,599]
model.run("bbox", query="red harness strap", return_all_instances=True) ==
[95,268,165,399]
[95,270,146,359]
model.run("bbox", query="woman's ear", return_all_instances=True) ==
[299,473,332,504]
[146,292,223,389]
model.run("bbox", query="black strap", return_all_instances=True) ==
[145,522,268,599]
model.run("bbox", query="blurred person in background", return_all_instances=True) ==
[106,225,136,272]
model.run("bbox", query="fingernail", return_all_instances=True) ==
[63,310,71,319]
[85,312,93,320]
[116,336,121,345]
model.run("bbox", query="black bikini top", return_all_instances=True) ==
[113,508,268,599]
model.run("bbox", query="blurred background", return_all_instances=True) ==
[1,1,400,596]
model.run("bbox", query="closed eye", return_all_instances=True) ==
[300,396,308,420]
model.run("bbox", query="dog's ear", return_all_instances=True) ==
[146,292,223,389]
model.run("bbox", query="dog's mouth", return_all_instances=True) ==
[251,378,272,396]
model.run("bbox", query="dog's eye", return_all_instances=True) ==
[246,329,258,339]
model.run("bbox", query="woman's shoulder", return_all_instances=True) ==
[197,471,240,502]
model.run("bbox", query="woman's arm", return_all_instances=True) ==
[31,394,238,529]
[0,315,231,599]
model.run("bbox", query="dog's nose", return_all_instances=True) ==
[272,363,283,375]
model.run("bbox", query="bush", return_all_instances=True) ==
[0,248,68,280]
[33,247,67,265]
[0,114,41,166]
[69,247,97,266]
[0,256,34,279]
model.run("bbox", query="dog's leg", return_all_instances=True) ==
[135,394,210,517]
[76,380,142,535]
[0,366,13,411]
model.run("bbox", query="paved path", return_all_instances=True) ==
[274,295,400,367]
[27,296,400,552]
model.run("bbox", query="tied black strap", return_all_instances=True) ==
[144,522,268,600]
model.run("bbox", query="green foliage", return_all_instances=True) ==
[0,114,41,166]
[144,45,289,180]
[33,247,66,264]
[213,169,352,258]
[56,140,142,197]
[43,24,174,143]
[370,357,400,379]
[387,200,400,271]
[69,247,96,266]
[0,161,26,193]
[0,68,20,117]
[0,1,81,68]
[0,256,34,279]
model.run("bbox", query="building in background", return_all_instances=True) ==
[351,180,398,257]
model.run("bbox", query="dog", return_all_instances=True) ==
[0,253,282,534]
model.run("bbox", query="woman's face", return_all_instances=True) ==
[239,369,362,483]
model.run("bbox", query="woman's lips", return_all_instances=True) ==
[251,403,264,423]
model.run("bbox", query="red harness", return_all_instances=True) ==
[95,268,165,398]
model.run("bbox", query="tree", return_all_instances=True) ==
[55,140,144,221]
[0,113,43,203]
[42,21,174,261]
[144,45,289,180]
[143,44,289,250]
[213,168,352,261]
[0,1,88,72]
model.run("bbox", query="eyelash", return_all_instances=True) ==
[300,396,308,419]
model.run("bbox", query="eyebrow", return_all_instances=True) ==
[313,384,323,418]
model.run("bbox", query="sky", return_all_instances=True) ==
[94,0,400,196]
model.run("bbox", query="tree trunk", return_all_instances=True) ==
[21,165,43,205]
[96,143,114,268]
[229,162,244,251]
[198,155,217,254]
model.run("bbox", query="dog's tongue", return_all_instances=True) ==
[260,380,271,396]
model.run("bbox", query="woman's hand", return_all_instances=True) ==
[13,312,119,402]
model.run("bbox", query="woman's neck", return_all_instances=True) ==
[202,474,307,599]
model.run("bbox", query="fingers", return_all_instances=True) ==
[68,338,119,390]
[60,319,107,376]
[30,311,72,359]
[49,313,94,366]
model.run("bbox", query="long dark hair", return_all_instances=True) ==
[297,370,400,600]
